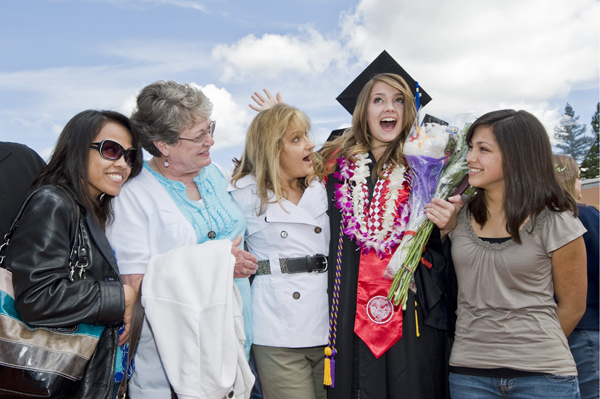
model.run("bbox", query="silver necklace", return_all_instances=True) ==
[153,158,216,240]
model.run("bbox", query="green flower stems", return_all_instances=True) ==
[387,220,434,308]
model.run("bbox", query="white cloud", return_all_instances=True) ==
[3,0,598,161]
[211,28,348,83]
[0,65,149,155]
[100,0,207,12]
[339,0,599,120]
[0,66,139,111]
[99,40,213,72]
[40,146,54,162]
[192,83,252,150]
[120,94,138,117]
[205,0,598,141]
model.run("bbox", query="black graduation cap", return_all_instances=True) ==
[325,128,346,143]
[421,114,448,126]
[336,50,432,115]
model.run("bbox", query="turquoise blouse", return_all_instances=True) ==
[144,162,253,358]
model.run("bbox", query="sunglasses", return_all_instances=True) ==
[179,120,216,145]
[90,139,137,168]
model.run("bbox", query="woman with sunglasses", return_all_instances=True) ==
[5,110,143,398]
[106,80,258,399]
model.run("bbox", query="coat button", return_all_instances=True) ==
[227,391,234,398]
[293,292,301,300]
[280,231,288,238]
[314,227,322,234]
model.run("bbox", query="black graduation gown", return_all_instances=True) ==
[326,153,457,399]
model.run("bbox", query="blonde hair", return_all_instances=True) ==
[232,104,319,215]
[320,73,417,179]
[553,154,580,201]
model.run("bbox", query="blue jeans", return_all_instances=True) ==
[568,330,600,399]
[449,372,581,399]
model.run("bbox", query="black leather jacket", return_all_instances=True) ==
[5,185,125,399]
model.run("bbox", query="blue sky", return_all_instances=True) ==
[1,0,598,168]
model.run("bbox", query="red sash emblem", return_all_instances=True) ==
[366,296,394,324]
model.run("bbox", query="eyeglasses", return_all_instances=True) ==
[179,120,216,145]
[90,139,137,168]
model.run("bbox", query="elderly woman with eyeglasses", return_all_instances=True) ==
[106,81,258,399]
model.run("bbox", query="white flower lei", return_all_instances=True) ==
[335,153,410,257]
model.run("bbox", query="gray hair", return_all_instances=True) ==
[131,80,213,157]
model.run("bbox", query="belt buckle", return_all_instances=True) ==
[315,255,328,273]
[284,255,329,274]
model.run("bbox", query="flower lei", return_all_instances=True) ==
[333,153,410,258]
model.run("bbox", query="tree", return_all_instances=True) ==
[580,102,599,179]
[554,103,593,163]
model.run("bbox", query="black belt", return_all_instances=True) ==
[256,255,328,276]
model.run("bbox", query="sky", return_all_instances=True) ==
[1,0,598,168]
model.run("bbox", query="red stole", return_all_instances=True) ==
[354,248,403,359]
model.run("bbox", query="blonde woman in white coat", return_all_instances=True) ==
[229,103,329,399]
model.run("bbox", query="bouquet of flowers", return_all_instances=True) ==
[384,119,471,308]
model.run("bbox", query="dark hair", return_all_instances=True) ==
[467,109,577,244]
[33,110,143,228]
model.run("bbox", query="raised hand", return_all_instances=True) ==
[249,89,284,112]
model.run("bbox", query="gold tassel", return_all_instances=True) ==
[415,300,420,337]
[323,347,332,386]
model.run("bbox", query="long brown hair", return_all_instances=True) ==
[467,109,577,243]
[319,73,417,180]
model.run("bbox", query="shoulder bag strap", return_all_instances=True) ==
[116,283,145,399]
[0,187,45,268]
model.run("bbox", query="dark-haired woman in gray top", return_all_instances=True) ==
[429,109,587,398]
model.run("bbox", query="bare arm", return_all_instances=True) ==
[118,284,137,346]
[552,236,587,337]
[121,274,144,295]
[118,275,144,346]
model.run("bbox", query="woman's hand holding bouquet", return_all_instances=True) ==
[385,120,472,308]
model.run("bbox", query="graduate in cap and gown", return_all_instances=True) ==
[319,51,459,399]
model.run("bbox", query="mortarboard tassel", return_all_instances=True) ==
[415,300,420,337]
[415,81,421,111]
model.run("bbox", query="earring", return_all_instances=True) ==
[99,193,106,201]
[165,159,169,168]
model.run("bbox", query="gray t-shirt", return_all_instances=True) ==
[449,207,586,376]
